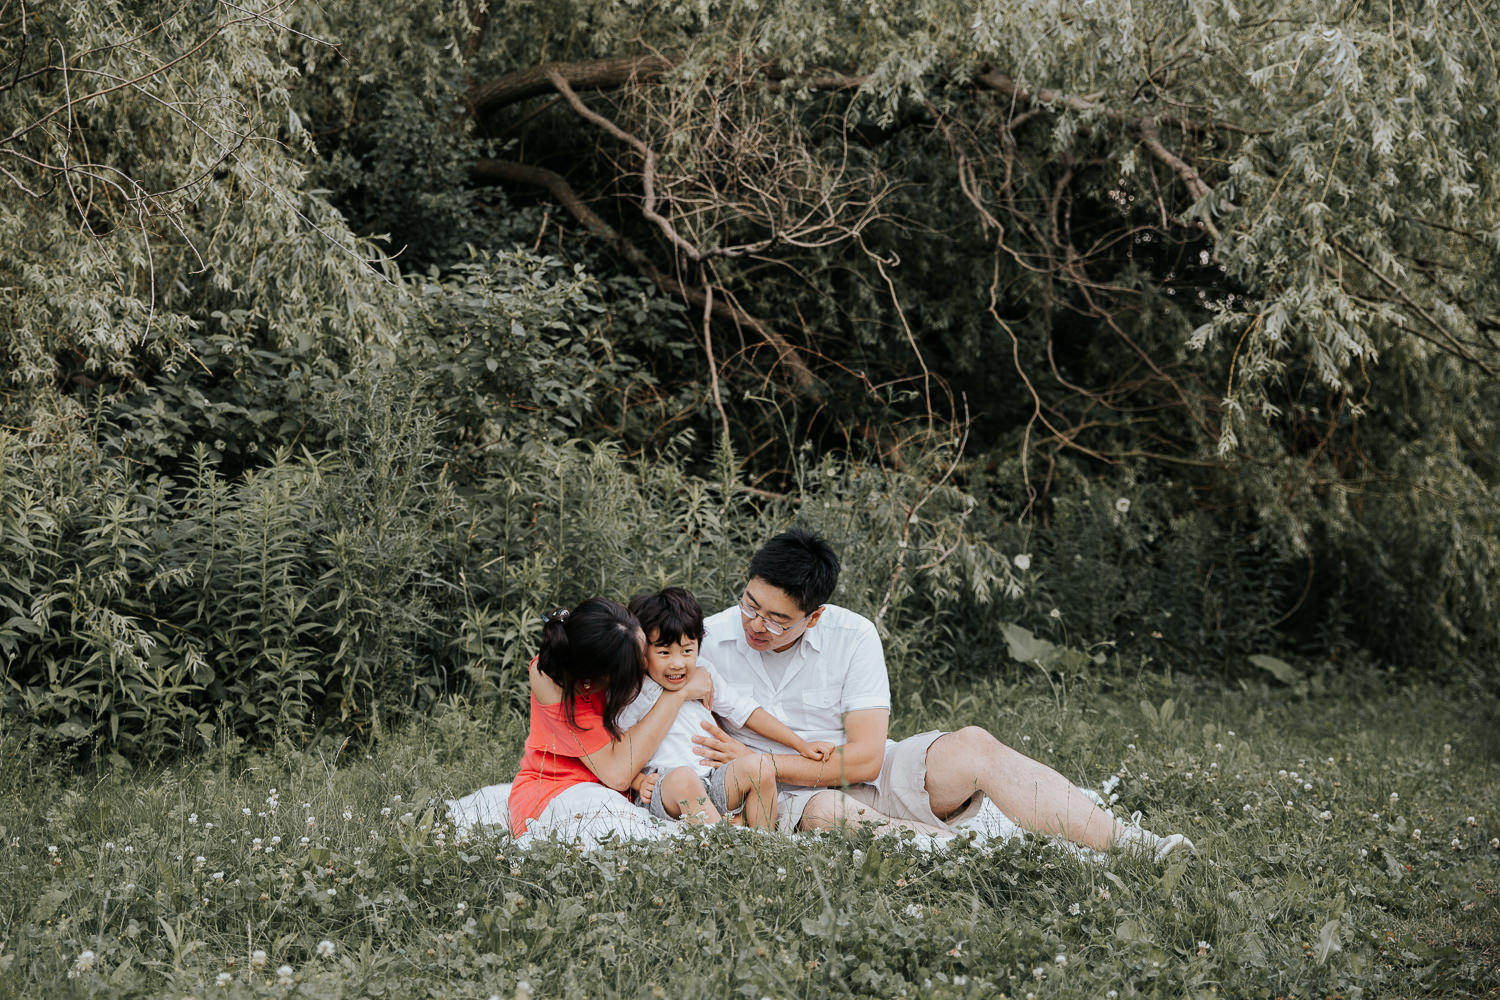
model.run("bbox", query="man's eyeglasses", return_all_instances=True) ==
[738,597,815,636]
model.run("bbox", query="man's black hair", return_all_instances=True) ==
[747,528,840,613]
[628,586,706,646]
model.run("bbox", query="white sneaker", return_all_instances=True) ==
[952,797,1025,846]
[1115,811,1196,862]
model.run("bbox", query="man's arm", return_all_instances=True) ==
[693,708,889,786]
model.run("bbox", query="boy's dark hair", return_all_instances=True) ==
[537,597,643,737]
[627,587,706,647]
[747,528,840,613]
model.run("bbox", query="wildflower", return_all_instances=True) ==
[306,816,316,827]
[252,838,262,847]
[1319,811,1332,821]
[316,939,336,959]
[216,972,233,987]
[1032,966,1046,979]
[1490,838,1499,849]
[1097,886,1111,900]
[70,950,97,977]
[904,903,924,918]
[342,810,353,821]
[380,807,392,818]
[1303,782,1313,791]
[1467,816,1477,826]
[391,794,402,803]
[1107,992,1119,999]
[1013,553,1032,571]
[1126,743,1135,750]
[188,813,199,825]
[1450,838,1462,850]
[1068,902,1081,916]
[1243,803,1252,812]
[1049,608,1062,619]
[1054,953,1067,966]
[326,888,336,897]
[1115,497,1131,514]
[47,844,57,854]
[211,872,225,882]
[852,849,865,865]
[242,808,251,816]
[1360,849,1368,857]
[456,902,467,914]
[277,965,295,985]
[948,945,963,958]
[250,950,267,970]
[1389,792,1399,802]
[270,836,281,845]
[1197,940,1210,955]
[1412,828,1422,839]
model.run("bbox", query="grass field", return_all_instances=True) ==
[3,668,1496,999]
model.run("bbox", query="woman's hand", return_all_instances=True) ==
[692,719,752,766]
[677,665,714,710]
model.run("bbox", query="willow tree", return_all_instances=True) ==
[412,0,1497,662]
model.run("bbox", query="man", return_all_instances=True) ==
[692,527,1192,859]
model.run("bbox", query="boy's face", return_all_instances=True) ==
[644,629,698,691]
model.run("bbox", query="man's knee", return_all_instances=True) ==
[933,725,1008,763]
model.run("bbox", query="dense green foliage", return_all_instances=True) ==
[2,673,1496,997]
[3,0,1499,756]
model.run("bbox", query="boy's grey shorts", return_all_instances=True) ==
[646,764,733,821]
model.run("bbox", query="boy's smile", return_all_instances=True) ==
[645,631,698,691]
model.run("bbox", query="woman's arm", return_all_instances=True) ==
[577,668,713,791]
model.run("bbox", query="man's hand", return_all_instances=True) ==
[629,769,660,805]
[692,719,753,766]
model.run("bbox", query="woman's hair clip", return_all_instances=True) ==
[543,607,571,625]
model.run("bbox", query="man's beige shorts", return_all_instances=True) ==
[776,730,987,834]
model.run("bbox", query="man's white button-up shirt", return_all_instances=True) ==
[701,603,891,753]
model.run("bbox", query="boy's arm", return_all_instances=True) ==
[742,707,817,757]
[694,708,889,786]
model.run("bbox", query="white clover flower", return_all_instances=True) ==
[1013,553,1032,571]
[1389,792,1399,802]
[1450,838,1462,850]
[104,841,114,851]
[1068,902,1081,916]
[851,849,865,865]
[242,808,251,816]
[1304,782,1313,791]
[1115,498,1131,514]
[250,950,267,970]
[195,855,206,865]
[270,836,281,845]
[1197,940,1210,952]
[1107,992,1119,999]
[904,903,924,918]
[73,950,97,974]
[326,888,336,897]
[1032,965,1046,979]
[1054,953,1067,966]
[1467,816,1477,826]
[277,965,295,985]
[316,939,335,958]
[456,902,467,914]
[1319,811,1332,821]
[391,794,402,803]
[1049,608,1062,619]
[1243,803,1252,812]
[342,810,353,821]
[306,816,316,827]
[252,838,262,847]
[216,971,233,987]
[1412,828,1422,839]
[1278,770,1287,778]
[380,807,392,818]
[47,844,57,854]
[188,813,198,825]
[1360,848,1368,857]
[1490,838,1499,849]
[211,871,225,882]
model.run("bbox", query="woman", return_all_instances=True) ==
[508,597,714,840]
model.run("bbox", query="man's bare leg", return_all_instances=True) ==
[796,790,950,837]
[923,727,1119,850]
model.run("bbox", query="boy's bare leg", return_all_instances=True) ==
[797,789,949,837]
[720,754,778,829]
[658,766,723,825]
[923,727,1117,850]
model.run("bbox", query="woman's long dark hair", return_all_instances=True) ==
[537,598,644,738]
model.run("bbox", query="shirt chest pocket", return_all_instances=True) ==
[800,686,843,731]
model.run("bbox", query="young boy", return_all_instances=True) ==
[619,587,833,829]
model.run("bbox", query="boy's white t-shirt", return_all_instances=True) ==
[615,660,759,778]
